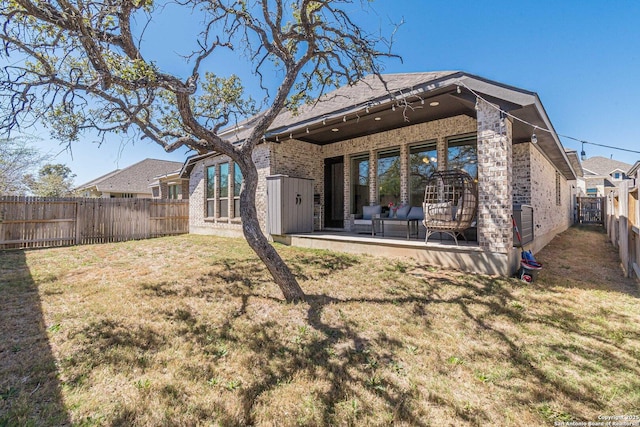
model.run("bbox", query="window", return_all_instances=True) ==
[151,187,160,198]
[351,154,369,215]
[206,166,216,217]
[233,163,242,218]
[377,149,401,209]
[447,135,477,179]
[218,163,229,217]
[613,172,621,180]
[409,143,437,206]
[168,184,182,199]
[556,172,561,206]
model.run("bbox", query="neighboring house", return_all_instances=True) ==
[180,71,579,275]
[580,156,633,197]
[77,158,184,198]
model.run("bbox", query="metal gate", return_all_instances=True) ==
[577,196,605,224]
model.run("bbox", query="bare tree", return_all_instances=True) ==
[0,0,397,302]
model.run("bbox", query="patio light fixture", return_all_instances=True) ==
[374,117,382,121]
[429,101,439,107]
[331,128,339,132]
[531,132,537,144]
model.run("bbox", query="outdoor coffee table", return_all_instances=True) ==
[372,217,420,240]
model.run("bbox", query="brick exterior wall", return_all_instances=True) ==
[512,138,573,251]
[529,144,572,237]
[512,143,531,206]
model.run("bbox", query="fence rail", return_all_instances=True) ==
[0,196,189,249]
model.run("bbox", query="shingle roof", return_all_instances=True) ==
[77,158,183,194]
[581,156,633,177]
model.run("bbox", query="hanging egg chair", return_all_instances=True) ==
[423,169,478,245]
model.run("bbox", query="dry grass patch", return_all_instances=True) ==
[1,226,639,426]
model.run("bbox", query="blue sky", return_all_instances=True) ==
[23,0,640,184]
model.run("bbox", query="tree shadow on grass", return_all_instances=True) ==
[123,240,640,425]
[191,262,640,425]
[0,250,70,426]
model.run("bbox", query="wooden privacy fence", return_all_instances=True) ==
[604,180,640,281]
[0,196,189,249]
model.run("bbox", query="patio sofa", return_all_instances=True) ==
[352,205,424,236]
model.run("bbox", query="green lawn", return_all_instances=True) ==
[1,226,638,426]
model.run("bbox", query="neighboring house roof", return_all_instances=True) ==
[77,159,184,194]
[182,71,577,179]
[581,156,633,177]
[628,161,640,177]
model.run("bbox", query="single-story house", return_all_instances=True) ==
[179,71,579,275]
[77,158,184,198]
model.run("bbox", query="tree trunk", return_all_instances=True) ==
[240,163,305,303]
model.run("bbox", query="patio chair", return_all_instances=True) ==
[351,204,381,234]
[423,169,478,245]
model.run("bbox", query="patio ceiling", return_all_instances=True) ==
[281,90,544,147]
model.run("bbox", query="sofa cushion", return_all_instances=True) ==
[362,204,381,220]
[425,202,453,222]
[407,206,424,220]
[395,205,411,219]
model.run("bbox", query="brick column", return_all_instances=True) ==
[476,98,513,253]
[343,157,351,227]
[437,136,447,171]
[400,143,409,204]
[369,149,377,205]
